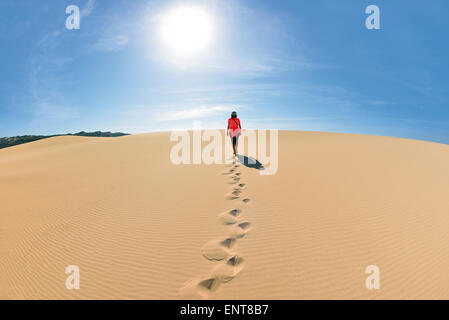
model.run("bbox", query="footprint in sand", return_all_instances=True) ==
[228,222,252,238]
[178,279,209,299]
[225,194,240,200]
[232,189,242,196]
[220,237,237,248]
[219,211,239,225]
[198,278,221,292]
[223,167,239,175]
[242,198,251,204]
[238,222,251,230]
[231,179,243,184]
[178,255,246,298]
[202,240,233,261]
[199,256,246,296]
[228,209,241,216]
[225,188,243,200]
[227,255,245,266]
[211,256,245,283]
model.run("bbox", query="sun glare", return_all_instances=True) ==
[160,6,214,57]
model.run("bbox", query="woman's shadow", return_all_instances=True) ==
[236,154,265,170]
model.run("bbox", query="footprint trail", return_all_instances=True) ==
[178,160,253,299]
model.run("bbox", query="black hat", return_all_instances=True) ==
[231,111,237,117]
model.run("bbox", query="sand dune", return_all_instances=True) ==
[1,131,449,299]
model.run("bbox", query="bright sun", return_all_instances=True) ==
[160,6,214,57]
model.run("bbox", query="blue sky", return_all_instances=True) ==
[1,0,448,144]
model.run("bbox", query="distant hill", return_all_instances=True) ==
[70,131,129,138]
[0,131,129,150]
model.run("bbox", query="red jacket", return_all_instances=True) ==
[228,117,241,137]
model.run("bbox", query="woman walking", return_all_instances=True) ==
[227,111,242,158]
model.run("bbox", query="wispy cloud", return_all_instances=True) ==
[28,22,79,122]
[247,117,336,122]
[37,30,62,50]
[32,102,78,120]
[28,56,78,121]
[159,105,243,121]
[366,100,396,106]
[93,35,128,52]
[81,0,96,18]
